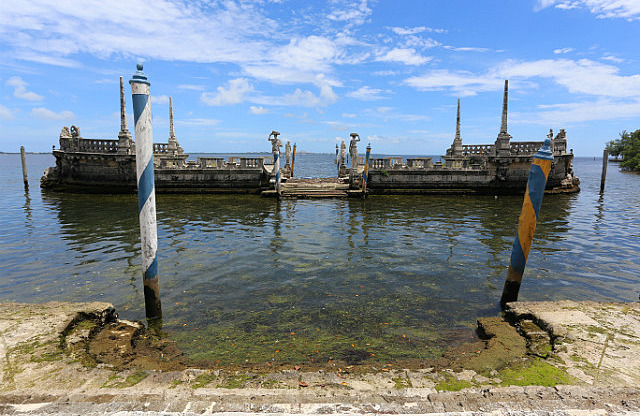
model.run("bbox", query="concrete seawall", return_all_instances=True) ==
[1,301,639,414]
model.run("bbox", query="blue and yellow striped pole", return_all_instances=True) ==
[130,63,162,320]
[363,143,371,195]
[291,143,296,178]
[500,138,554,309]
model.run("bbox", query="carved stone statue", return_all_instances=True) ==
[60,126,70,138]
[547,129,553,140]
[339,141,347,166]
[70,125,80,138]
[285,141,292,166]
[349,133,360,169]
[268,131,282,154]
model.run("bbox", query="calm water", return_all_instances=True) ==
[1,153,639,364]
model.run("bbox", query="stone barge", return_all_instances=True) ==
[41,79,579,196]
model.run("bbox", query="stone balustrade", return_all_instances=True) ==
[153,143,168,154]
[78,139,119,153]
[462,144,494,155]
[510,141,542,155]
[406,158,433,168]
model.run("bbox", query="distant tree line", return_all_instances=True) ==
[606,129,640,171]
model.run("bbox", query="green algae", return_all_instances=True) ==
[392,374,413,389]
[496,358,577,387]
[434,373,473,392]
[101,370,148,388]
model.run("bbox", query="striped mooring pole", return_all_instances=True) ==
[362,143,371,195]
[268,130,281,195]
[20,146,28,190]
[291,143,296,178]
[499,138,554,309]
[129,63,162,320]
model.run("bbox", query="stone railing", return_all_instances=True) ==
[240,158,263,168]
[228,156,242,165]
[154,143,168,154]
[369,158,385,169]
[262,156,274,165]
[77,139,119,153]
[384,157,404,168]
[510,141,542,155]
[462,144,494,155]
[197,157,225,168]
[406,158,433,168]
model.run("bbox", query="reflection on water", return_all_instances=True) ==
[1,154,640,364]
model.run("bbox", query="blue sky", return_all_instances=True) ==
[1,0,640,155]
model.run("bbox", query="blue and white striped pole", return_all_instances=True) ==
[130,63,162,320]
[500,138,554,309]
[269,131,281,195]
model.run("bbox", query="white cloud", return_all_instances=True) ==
[347,86,388,100]
[176,118,220,126]
[405,58,640,98]
[201,78,253,106]
[342,113,356,118]
[404,70,503,96]
[497,58,640,98]
[327,0,372,25]
[31,107,74,120]
[444,46,490,52]
[553,47,574,54]
[390,26,447,35]
[0,0,277,66]
[6,76,44,101]
[536,0,640,20]
[150,95,170,104]
[250,106,269,114]
[514,98,640,124]
[178,84,205,91]
[0,105,14,120]
[376,48,432,65]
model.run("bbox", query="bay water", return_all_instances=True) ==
[1,153,638,364]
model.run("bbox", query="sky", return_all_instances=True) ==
[1,0,640,156]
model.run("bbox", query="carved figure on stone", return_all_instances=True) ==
[70,125,80,138]
[340,141,347,166]
[349,133,360,168]
[59,126,72,150]
[285,141,292,166]
[268,130,282,154]
[547,129,553,140]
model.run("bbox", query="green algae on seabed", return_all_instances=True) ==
[167,289,477,366]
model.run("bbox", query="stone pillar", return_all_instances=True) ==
[495,80,512,156]
[168,96,178,155]
[117,76,133,155]
[451,98,463,156]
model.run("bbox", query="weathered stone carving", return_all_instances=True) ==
[349,133,360,169]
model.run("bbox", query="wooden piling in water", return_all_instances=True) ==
[130,63,162,321]
[600,149,608,193]
[500,139,553,309]
[20,146,28,191]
